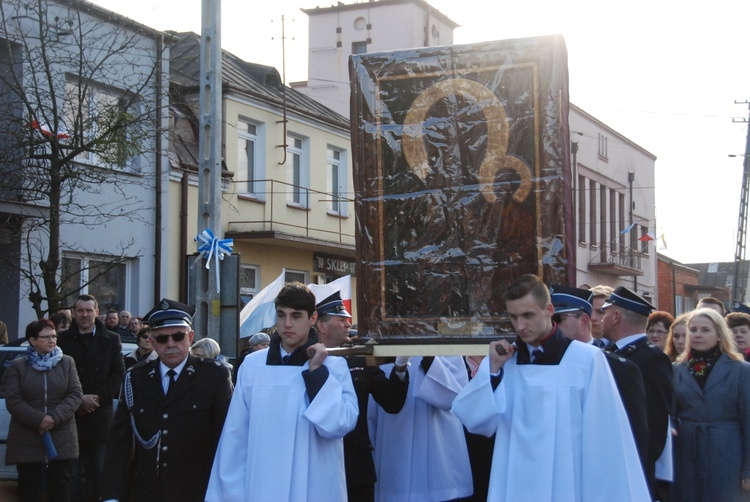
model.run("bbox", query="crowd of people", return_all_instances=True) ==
[4,278,750,501]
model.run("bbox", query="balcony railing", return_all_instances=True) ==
[589,243,643,276]
[226,179,355,248]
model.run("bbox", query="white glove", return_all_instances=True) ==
[394,356,412,367]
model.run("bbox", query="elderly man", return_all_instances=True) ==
[315,291,408,501]
[452,275,649,500]
[118,310,131,329]
[102,299,233,502]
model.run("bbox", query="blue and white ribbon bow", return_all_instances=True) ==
[195,228,233,293]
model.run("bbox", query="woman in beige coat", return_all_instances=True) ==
[6,318,82,502]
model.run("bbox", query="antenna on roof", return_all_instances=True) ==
[272,16,293,165]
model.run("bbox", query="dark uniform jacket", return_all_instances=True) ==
[344,355,408,490]
[603,351,649,479]
[612,335,673,500]
[58,319,125,441]
[102,355,233,502]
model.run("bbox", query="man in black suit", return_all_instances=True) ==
[550,285,649,478]
[58,294,125,502]
[602,286,673,501]
[102,299,233,502]
[314,291,408,502]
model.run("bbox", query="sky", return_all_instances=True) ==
[89,0,750,265]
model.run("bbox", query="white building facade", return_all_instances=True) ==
[0,0,170,337]
[294,0,458,117]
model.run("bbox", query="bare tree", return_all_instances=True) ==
[0,0,163,317]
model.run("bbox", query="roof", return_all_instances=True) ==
[685,260,750,290]
[168,31,348,131]
[301,0,460,29]
[63,0,174,41]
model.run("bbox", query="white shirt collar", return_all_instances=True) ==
[159,356,189,380]
[613,333,647,350]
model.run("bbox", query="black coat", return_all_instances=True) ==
[613,336,673,499]
[57,319,125,441]
[603,352,649,479]
[344,355,408,490]
[102,355,233,502]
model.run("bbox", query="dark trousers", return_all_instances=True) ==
[17,459,75,502]
[71,441,105,502]
[347,483,375,502]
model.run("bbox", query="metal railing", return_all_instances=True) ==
[226,179,355,246]
[589,243,642,271]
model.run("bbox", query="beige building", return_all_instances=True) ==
[167,32,356,321]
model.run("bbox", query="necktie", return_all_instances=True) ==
[592,338,606,349]
[282,355,290,364]
[531,348,543,363]
[166,369,176,395]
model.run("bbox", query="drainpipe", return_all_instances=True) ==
[154,34,164,303]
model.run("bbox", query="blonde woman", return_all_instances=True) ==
[672,308,750,501]
[664,313,689,362]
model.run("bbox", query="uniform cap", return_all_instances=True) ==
[143,298,195,329]
[315,291,351,318]
[550,285,593,316]
[602,287,655,317]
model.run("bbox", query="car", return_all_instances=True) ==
[0,341,137,479]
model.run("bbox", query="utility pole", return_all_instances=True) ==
[732,102,750,304]
[194,0,222,339]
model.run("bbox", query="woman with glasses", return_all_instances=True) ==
[5,319,83,502]
[646,311,674,351]
[124,326,158,369]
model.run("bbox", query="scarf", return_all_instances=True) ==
[687,345,722,389]
[26,345,64,372]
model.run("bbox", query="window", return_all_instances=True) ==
[639,224,650,253]
[239,265,259,306]
[589,180,597,247]
[352,41,368,55]
[598,133,608,160]
[577,174,586,242]
[618,193,625,250]
[609,189,617,250]
[64,78,141,170]
[684,296,694,313]
[327,147,347,216]
[286,134,309,207]
[238,119,265,198]
[599,185,607,250]
[675,295,683,315]
[285,270,307,284]
[61,255,127,311]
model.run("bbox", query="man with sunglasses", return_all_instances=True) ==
[102,298,233,502]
